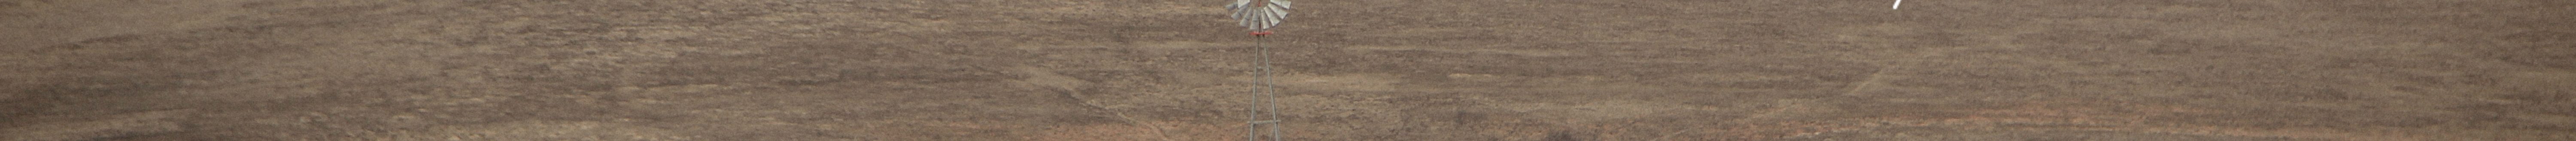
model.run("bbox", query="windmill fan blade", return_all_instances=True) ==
[1228,0,1290,31]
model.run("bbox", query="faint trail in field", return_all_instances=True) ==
[1837,63,1901,96]
[996,66,1177,141]
[1649,99,2461,141]
[1755,116,2443,141]
[1608,112,2448,141]
[1837,47,1967,96]
[1053,89,1176,141]
[1649,99,1810,141]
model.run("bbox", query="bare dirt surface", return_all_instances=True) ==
[4,0,2572,141]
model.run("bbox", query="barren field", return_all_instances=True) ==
[4,0,2572,141]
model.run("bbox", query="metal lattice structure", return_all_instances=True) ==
[1229,0,1291,141]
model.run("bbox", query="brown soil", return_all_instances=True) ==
[4,0,2571,141]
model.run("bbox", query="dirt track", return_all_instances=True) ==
[4,0,2572,140]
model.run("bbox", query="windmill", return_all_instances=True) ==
[1228,0,1291,141]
